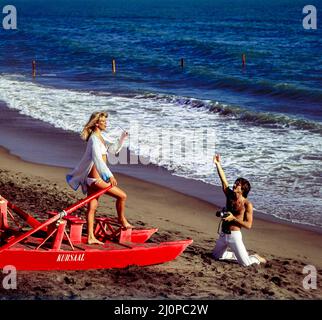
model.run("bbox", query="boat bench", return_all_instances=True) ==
[63,216,86,244]
[46,212,132,245]
[47,212,86,245]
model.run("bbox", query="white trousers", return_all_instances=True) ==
[212,231,260,267]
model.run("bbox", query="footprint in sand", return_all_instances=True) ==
[270,276,282,286]
[64,276,75,285]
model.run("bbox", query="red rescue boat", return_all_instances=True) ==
[0,187,192,270]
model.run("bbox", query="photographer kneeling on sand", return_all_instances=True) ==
[212,154,266,267]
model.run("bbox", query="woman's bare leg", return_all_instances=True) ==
[94,180,132,229]
[86,185,104,245]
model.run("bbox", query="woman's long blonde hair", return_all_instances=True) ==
[80,111,108,141]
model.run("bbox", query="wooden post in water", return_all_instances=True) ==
[242,54,246,68]
[32,60,36,77]
[180,58,184,69]
[112,58,116,74]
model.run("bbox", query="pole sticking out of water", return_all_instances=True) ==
[180,58,185,69]
[242,54,246,68]
[32,60,36,77]
[112,58,116,74]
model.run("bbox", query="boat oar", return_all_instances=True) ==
[6,201,42,228]
[63,185,113,216]
[0,211,65,253]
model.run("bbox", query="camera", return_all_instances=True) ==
[216,209,230,219]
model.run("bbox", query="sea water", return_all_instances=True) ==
[0,0,321,229]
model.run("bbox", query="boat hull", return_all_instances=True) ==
[0,240,193,270]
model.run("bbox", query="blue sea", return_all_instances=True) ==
[0,0,321,229]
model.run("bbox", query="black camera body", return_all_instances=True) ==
[216,209,230,219]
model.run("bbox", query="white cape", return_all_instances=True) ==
[66,132,123,194]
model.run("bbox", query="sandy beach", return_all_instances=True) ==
[0,144,321,300]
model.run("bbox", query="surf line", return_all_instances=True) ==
[2,5,17,30]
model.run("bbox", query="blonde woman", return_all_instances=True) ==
[66,111,131,244]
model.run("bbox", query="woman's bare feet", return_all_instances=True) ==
[87,237,104,245]
[119,218,133,229]
[254,254,267,264]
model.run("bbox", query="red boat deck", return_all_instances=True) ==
[0,188,193,270]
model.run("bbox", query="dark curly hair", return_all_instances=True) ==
[234,178,251,198]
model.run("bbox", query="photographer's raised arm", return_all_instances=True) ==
[213,154,229,195]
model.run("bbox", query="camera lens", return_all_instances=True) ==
[216,211,225,218]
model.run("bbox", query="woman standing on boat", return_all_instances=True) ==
[66,111,131,244]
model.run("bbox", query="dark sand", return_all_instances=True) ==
[0,147,322,300]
